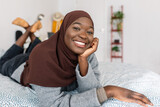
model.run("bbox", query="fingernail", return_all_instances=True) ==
[149,103,153,106]
[150,103,154,106]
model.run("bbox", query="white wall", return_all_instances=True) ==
[0,0,59,49]
[59,0,160,74]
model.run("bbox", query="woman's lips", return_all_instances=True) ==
[74,41,86,48]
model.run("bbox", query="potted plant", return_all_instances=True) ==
[112,46,120,56]
[113,11,124,19]
[114,39,120,43]
[111,11,124,30]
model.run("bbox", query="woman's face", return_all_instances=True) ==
[64,17,94,55]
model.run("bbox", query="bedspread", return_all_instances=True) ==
[99,62,160,107]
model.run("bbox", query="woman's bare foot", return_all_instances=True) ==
[30,20,42,33]
[12,17,29,28]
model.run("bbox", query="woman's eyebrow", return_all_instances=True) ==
[72,22,93,29]
[72,22,81,25]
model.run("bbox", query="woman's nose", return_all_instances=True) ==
[79,31,87,39]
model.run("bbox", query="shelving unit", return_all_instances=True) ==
[110,5,124,62]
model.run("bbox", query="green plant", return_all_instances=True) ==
[111,11,124,30]
[117,22,122,30]
[112,46,120,52]
[113,11,124,19]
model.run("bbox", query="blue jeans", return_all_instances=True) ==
[0,37,41,77]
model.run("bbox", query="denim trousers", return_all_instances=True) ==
[0,37,41,77]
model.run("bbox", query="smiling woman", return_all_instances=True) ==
[0,10,153,107]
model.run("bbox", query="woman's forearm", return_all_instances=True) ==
[78,56,88,76]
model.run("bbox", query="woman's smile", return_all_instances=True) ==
[73,40,86,48]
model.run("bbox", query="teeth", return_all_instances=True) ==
[74,41,85,45]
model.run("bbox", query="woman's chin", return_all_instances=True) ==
[73,49,86,55]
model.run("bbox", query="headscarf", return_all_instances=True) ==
[20,10,94,87]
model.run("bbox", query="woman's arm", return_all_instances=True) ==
[76,54,101,92]
[77,38,153,107]
[31,84,101,107]
[78,38,99,76]
[76,38,102,92]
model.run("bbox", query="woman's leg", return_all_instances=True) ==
[15,26,31,47]
[25,33,41,54]
[0,27,31,76]
[0,19,42,77]
[0,27,31,64]
[1,53,29,77]
[0,44,24,75]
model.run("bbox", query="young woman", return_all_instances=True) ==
[1,11,153,107]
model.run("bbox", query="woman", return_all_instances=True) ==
[3,11,153,107]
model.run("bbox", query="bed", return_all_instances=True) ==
[0,49,160,107]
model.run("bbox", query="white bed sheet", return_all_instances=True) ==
[100,62,160,107]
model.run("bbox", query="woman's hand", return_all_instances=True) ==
[78,38,99,76]
[104,85,153,107]
[79,37,99,59]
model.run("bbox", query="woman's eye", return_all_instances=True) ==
[73,27,80,31]
[87,31,93,35]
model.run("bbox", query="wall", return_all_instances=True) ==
[0,0,58,49]
[59,0,160,74]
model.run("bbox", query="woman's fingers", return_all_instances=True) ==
[132,92,153,106]
[91,37,99,51]
[131,98,148,107]
[79,37,99,58]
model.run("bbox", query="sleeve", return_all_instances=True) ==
[75,53,102,93]
[31,84,101,107]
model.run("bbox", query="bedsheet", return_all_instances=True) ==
[100,62,160,107]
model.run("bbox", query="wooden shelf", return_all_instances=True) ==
[111,56,122,58]
[111,17,123,20]
[111,29,122,32]
[110,5,124,62]
[111,43,122,45]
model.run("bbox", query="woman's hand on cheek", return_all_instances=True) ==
[104,85,154,107]
[79,37,99,59]
[78,38,98,76]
